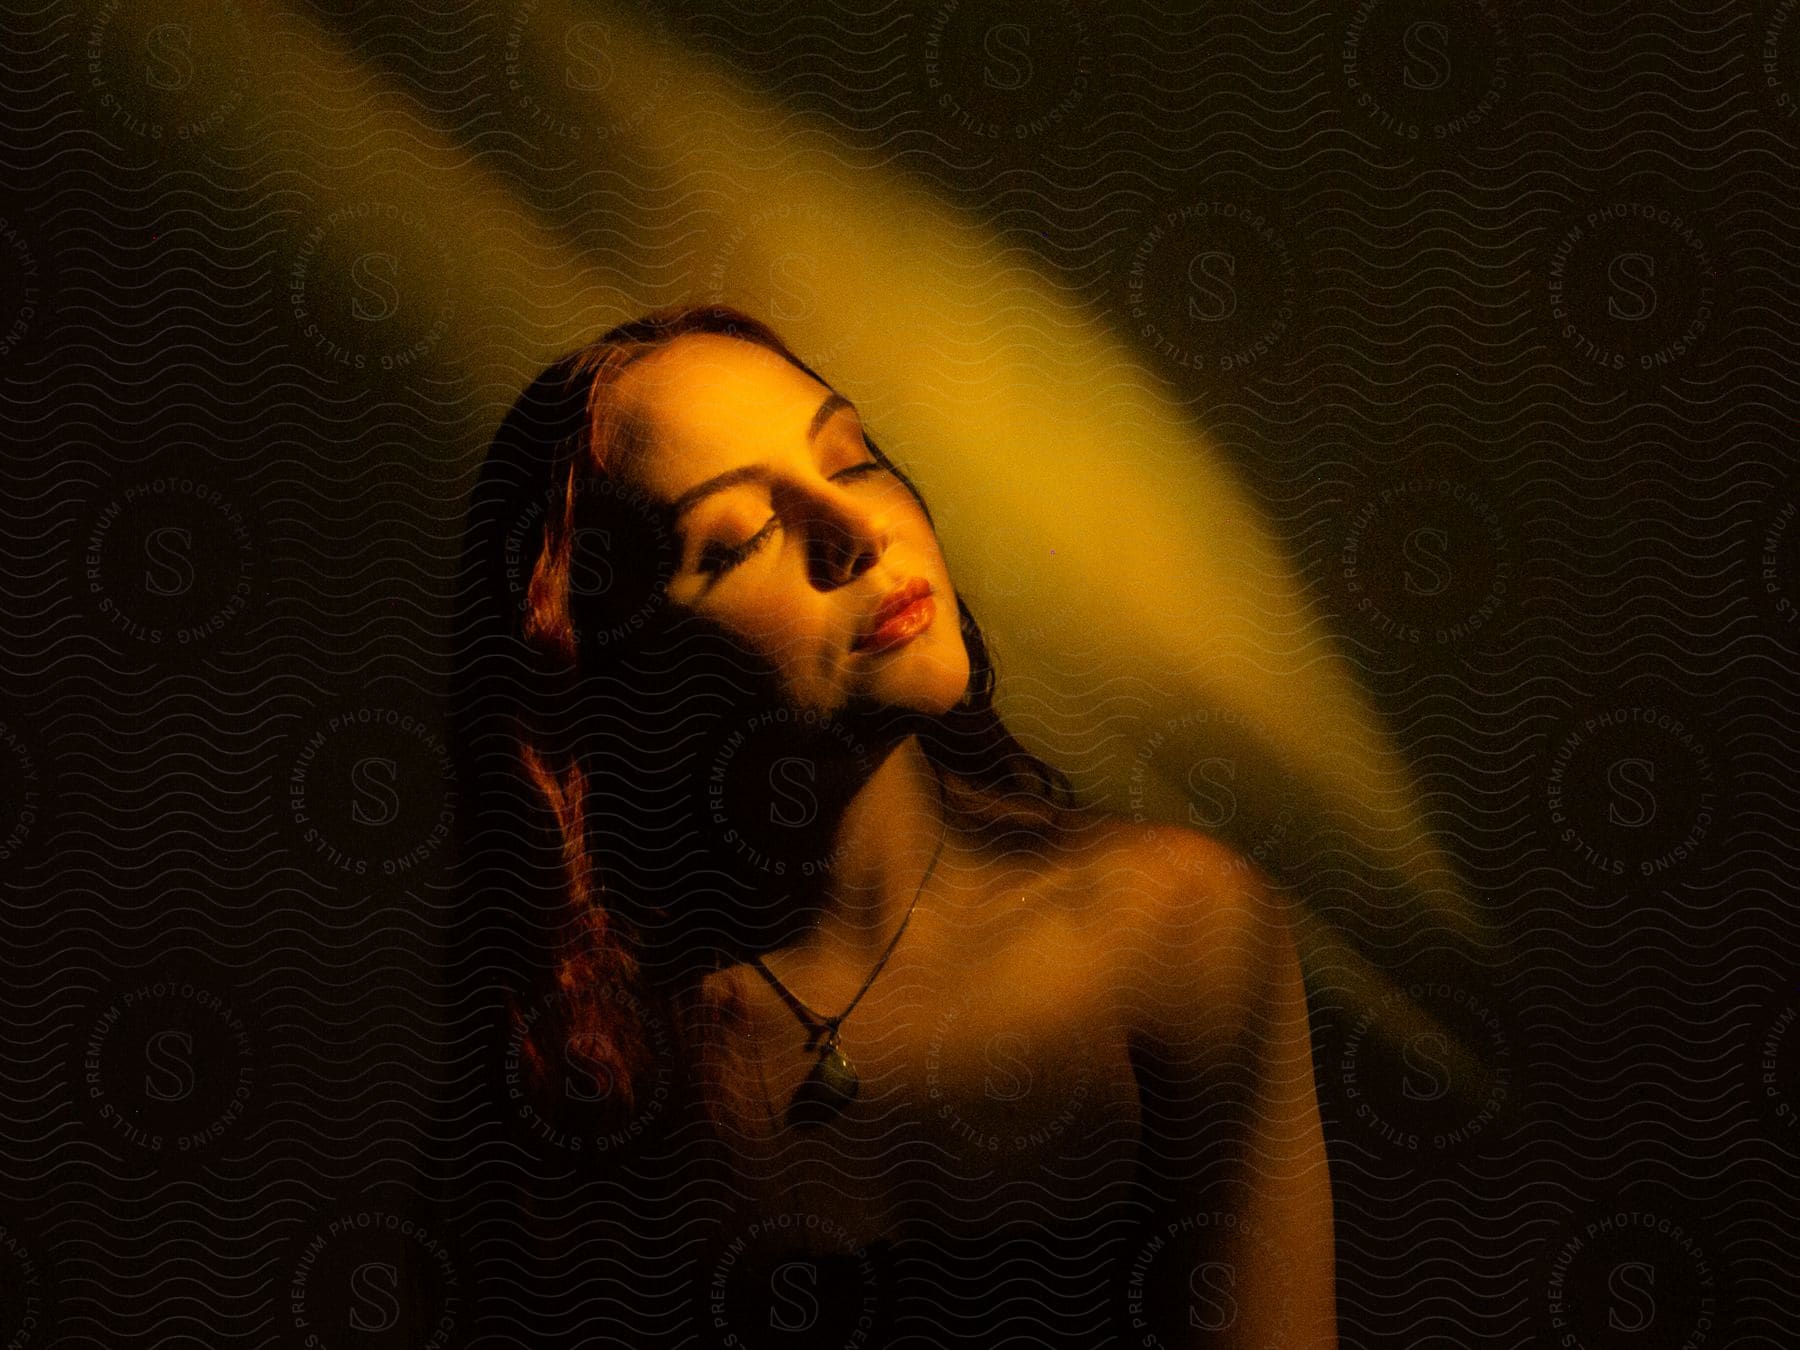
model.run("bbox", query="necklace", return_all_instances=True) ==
[749,763,948,1128]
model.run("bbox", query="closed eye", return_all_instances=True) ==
[695,460,888,577]
[696,517,775,576]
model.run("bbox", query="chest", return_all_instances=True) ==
[710,907,1144,1254]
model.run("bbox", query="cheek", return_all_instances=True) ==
[735,580,842,660]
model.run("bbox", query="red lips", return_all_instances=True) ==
[853,577,935,653]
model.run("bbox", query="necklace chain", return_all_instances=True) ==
[749,762,948,1049]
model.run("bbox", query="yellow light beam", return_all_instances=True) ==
[68,0,620,393]
[501,0,1484,943]
[76,0,1487,957]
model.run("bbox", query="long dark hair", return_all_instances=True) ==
[448,302,1094,1152]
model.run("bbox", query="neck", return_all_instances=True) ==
[709,720,957,972]
[777,730,955,964]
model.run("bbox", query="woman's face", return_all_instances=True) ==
[612,333,972,719]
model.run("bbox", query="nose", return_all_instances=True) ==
[804,484,890,588]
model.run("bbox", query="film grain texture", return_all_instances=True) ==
[2,1,1796,1347]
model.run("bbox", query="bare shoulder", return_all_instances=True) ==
[1055,818,1297,1033]
[1055,816,1277,922]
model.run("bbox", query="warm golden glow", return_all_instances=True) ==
[500,0,1481,943]
[78,0,1499,1074]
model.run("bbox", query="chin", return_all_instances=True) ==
[842,652,970,723]
[841,621,972,719]
[904,651,974,718]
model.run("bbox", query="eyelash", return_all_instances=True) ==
[696,460,886,576]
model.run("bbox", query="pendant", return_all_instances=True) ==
[787,1037,859,1128]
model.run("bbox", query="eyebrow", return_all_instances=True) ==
[669,392,857,519]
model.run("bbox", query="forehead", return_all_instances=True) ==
[612,333,831,499]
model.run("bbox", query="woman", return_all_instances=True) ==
[448,303,1335,1348]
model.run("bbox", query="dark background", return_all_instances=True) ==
[3,1,1797,1346]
